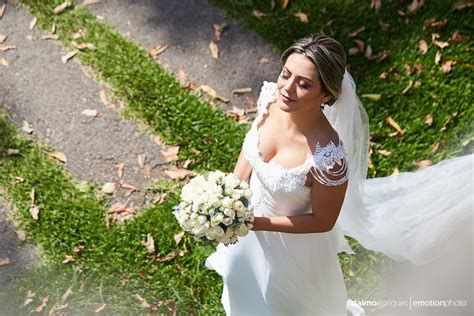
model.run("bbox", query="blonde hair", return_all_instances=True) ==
[280,33,346,105]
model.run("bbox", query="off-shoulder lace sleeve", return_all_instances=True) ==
[310,140,349,186]
[257,81,277,115]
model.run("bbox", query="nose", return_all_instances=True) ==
[283,77,296,95]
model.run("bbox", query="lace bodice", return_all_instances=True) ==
[242,81,349,215]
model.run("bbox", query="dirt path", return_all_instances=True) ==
[87,0,282,106]
[0,0,283,294]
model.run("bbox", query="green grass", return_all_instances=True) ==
[210,0,474,176]
[0,110,224,314]
[18,0,247,173]
[3,0,471,314]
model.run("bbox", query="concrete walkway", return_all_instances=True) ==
[0,0,283,292]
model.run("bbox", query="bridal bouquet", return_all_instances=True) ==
[172,171,254,246]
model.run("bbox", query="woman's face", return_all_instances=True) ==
[276,53,330,113]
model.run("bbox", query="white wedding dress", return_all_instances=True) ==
[205,81,473,315]
[205,81,363,315]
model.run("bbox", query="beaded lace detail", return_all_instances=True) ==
[242,81,349,194]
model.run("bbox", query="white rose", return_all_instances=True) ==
[232,200,245,212]
[198,215,207,225]
[223,217,233,226]
[190,213,198,220]
[237,224,249,237]
[208,197,221,208]
[222,196,233,208]
[210,212,225,227]
[223,208,235,219]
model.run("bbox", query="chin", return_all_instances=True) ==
[278,95,297,112]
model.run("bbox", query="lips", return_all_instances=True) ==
[281,94,295,102]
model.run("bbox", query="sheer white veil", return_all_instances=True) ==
[324,68,474,266]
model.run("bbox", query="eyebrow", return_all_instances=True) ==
[283,66,314,83]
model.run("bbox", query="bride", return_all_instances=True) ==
[205,33,473,315]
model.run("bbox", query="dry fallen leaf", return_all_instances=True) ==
[348,47,359,55]
[386,116,404,135]
[402,80,414,94]
[133,294,151,308]
[434,50,442,65]
[41,34,60,40]
[0,58,9,66]
[61,51,78,64]
[0,4,5,19]
[62,254,75,264]
[209,41,219,59]
[252,10,266,19]
[413,64,424,74]
[16,230,27,241]
[30,187,35,205]
[157,250,184,262]
[232,87,252,95]
[83,0,102,5]
[378,19,390,30]
[174,231,185,245]
[416,160,433,169]
[0,258,11,266]
[35,297,49,313]
[72,41,96,50]
[448,30,469,43]
[440,60,456,73]
[102,182,116,194]
[0,34,7,43]
[137,154,147,169]
[153,192,167,205]
[99,89,110,107]
[431,141,443,154]
[0,45,15,52]
[371,0,381,11]
[53,1,73,15]
[199,85,217,98]
[164,168,196,180]
[62,288,73,302]
[348,26,365,38]
[51,151,67,163]
[451,1,474,10]
[424,114,433,125]
[213,23,228,41]
[440,111,458,132]
[160,146,180,162]
[81,109,99,117]
[378,149,392,157]
[225,106,245,120]
[119,180,139,195]
[117,162,126,178]
[72,29,86,40]
[282,0,290,10]
[259,57,270,64]
[149,44,168,58]
[361,94,381,101]
[418,39,428,54]
[29,17,37,30]
[407,0,425,15]
[293,12,309,24]
[379,71,389,80]
[141,233,155,253]
[8,149,20,156]
[22,120,34,134]
[94,303,106,313]
[73,245,84,253]
[177,69,188,85]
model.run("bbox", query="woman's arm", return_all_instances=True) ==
[233,150,253,182]
[252,165,348,234]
